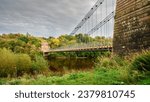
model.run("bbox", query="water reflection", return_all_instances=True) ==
[49,58,94,75]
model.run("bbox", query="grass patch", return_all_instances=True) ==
[0,50,150,85]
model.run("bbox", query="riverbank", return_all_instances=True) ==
[0,50,150,85]
[0,67,149,85]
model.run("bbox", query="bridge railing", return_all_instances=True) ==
[49,42,112,52]
[48,0,115,52]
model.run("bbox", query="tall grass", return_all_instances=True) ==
[94,55,132,84]
[132,51,150,71]
[95,55,127,69]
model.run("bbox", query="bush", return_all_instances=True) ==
[0,48,49,77]
[16,54,32,76]
[132,51,150,71]
[31,55,49,74]
[96,56,126,69]
[0,48,16,77]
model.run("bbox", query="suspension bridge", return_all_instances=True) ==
[41,0,150,55]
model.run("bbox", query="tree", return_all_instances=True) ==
[18,36,29,43]
[75,33,92,43]
[48,38,60,48]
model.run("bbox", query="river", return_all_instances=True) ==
[48,58,95,75]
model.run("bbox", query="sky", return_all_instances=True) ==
[0,0,99,37]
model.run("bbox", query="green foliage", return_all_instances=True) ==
[18,36,29,43]
[0,67,131,85]
[1,51,150,85]
[46,33,112,50]
[96,56,126,69]
[31,55,49,74]
[76,52,101,58]
[94,68,122,84]
[0,48,33,77]
[0,33,149,85]
[0,33,49,77]
[0,33,41,57]
[0,48,48,77]
[138,75,150,85]
[75,34,92,43]
[28,37,41,47]
[16,54,32,76]
[132,51,150,71]
[48,51,108,58]
[47,38,61,48]
[68,73,84,80]
[94,56,131,84]
[0,48,16,77]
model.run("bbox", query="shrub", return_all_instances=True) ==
[96,56,126,69]
[132,51,150,71]
[16,54,32,76]
[31,55,49,74]
[0,48,50,77]
[0,48,16,77]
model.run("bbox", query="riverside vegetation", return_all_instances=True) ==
[0,33,150,85]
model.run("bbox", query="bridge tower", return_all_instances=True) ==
[113,0,150,55]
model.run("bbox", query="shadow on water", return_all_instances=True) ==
[48,58,95,76]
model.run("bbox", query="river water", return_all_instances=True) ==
[48,58,95,75]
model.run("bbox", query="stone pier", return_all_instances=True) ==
[113,0,150,55]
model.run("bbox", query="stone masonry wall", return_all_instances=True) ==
[113,0,150,55]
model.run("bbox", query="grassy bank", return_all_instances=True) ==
[0,50,150,85]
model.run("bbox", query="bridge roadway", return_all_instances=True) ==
[45,46,112,53]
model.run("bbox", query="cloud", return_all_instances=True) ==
[0,0,114,37]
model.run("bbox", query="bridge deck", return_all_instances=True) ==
[46,46,112,53]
